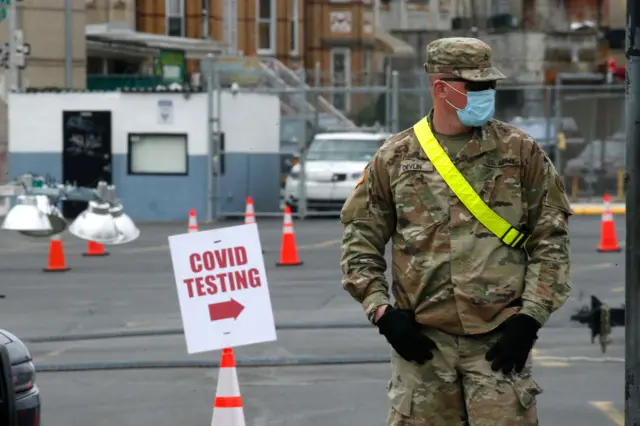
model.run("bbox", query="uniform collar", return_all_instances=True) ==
[426,110,497,161]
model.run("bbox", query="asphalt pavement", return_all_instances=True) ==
[0,214,628,426]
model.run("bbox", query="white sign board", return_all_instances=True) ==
[157,99,174,125]
[330,11,352,33]
[168,223,277,354]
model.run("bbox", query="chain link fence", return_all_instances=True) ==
[207,67,627,218]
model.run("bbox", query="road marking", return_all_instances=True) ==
[33,346,72,363]
[590,401,624,426]
[573,263,616,273]
[123,238,342,254]
[298,239,341,250]
[533,355,623,363]
[0,244,50,254]
[123,245,168,254]
[538,361,569,367]
[611,286,624,293]
[125,321,155,328]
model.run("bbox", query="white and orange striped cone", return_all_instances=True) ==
[244,197,256,225]
[211,348,246,426]
[597,193,622,252]
[188,208,199,233]
[244,196,265,253]
[276,205,303,266]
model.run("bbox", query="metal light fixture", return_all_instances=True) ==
[105,185,139,245]
[19,195,67,238]
[2,195,52,232]
[108,203,140,244]
[2,175,140,246]
[68,184,140,245]
[68,200,120,245]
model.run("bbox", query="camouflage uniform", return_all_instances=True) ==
[340,37,572,425]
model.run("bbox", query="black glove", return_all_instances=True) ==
[485,314,541,375]
[375,306,437,364]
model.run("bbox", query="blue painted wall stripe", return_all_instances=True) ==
[9,153,282,222]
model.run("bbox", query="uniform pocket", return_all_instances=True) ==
[512,378,543,410]
[388,376,414,417]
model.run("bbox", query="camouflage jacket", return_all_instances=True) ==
[340,117,573,335]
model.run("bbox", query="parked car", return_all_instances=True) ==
[508,116,585,162]
[0,329,40,426]
[283,130,391,211]
[564,135,626,194]
[279,117,314,189]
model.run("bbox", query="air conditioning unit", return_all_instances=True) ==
[111,0,126,8]
[85,0,97,7]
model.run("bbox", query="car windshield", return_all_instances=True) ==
[306,138,385,161]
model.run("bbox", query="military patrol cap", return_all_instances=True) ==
[424,37,506,81]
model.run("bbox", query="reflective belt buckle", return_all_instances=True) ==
[500,226,530,249]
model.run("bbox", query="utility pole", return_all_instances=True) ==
[625,0,640,424]
[205,54,214,223]
[7,0,18,93]
[64,0,72,88]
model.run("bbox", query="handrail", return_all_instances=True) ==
[259,58,357,129]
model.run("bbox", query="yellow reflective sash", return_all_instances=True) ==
[412,117,530,249]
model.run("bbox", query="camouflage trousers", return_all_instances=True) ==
[386,327,542,426]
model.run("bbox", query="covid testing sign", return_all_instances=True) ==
[168,223,277,354]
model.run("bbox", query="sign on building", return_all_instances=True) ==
[330,11,352,34]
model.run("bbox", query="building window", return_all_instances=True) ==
[128,133,188,175]
[166,0,184,37]
[290,0,299,55]
[330,48,351,112]
[257,0,276,54]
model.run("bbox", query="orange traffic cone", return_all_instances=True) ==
[244,197,256,224]
[188,208,199,233]
[276,205,303,266]
[244,197,265,254]
[211,348,246,426]
[597,194,622,252]
[44,234,71,272]
[82,240,109,257]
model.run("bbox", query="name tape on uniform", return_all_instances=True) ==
[168,223,277,354]
[399,161,434,174]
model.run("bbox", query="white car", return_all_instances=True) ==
[283,130,392,212]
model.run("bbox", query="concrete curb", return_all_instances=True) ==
[571,204,625,215]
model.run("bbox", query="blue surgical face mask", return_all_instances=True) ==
[445,83,496,127]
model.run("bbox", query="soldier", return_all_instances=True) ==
[340,37,572,425]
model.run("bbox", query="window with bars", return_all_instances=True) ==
[257,0,276,53]
[166,0,184,37]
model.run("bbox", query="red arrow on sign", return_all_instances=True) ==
[208,298,245,322]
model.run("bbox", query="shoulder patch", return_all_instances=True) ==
[355,168,367,189]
